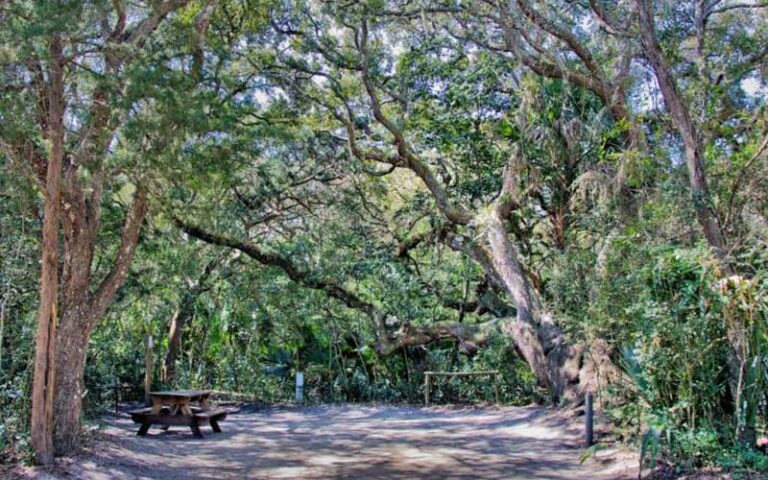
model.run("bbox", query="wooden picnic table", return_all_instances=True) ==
[150,389,211,415]
[130,389,227,438]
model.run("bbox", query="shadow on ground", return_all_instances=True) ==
[16,405,638,480]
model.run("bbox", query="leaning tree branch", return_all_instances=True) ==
[179,220,376,314]
[355,21,475,225]
[178,219,506,355]
[89,183,148,328]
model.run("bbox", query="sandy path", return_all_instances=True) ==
[14,405,637,479]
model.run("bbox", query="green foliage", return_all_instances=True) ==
[1,0,767,474]
[0,157,39,465]
[580,243,768,471]
[640,426,661,471]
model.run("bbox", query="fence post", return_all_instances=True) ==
[145,335,153,405]
[295,371,304,404]
[424,373,430,406]
[585,392,594,447]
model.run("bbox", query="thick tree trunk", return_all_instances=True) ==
[51,185,147,456]
[482,210,623,402]
[483,210,553,389]
[30,35,64,466]
[52,311,91,455]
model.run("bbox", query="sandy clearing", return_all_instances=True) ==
[11,405,638,480]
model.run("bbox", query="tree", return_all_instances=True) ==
[1,0,209,456]
[2,0,766,468]
[631,2,767,419]
[29,32,65,466]
[162,256,220,384]
[397,0,768,405]
[145,0,627,402]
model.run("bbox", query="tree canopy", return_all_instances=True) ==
[1,0,767,472]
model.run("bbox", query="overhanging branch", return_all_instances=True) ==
[177,219,505,355]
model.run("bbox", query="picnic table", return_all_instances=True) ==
[130,389,227,438]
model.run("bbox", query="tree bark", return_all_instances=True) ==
[482,210,552,389]
[635,0,730,266]
[52,185,147,455]
[163,307,186,384]
[30,35,64,466]
[51,312,91,456]
[480,209,624,402]
[635,0,745,411]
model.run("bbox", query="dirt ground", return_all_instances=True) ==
[11,404,639,480]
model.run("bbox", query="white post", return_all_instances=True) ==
[295,371,304,404]
[145,335,153,405]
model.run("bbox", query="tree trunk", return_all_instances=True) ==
[635,0,744,410]
[162,259,218,383]
[483,210,552,389]
[163,307,184,383]
[51,184,147,456]
[482,209,623,402]
[163,298,197,383]
[30,35,65,466]
[635,0,729,265]
[52,311,91,455]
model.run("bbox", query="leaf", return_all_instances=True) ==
[579,443,603,464]
[640,427,661,472]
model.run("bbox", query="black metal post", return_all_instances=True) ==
[585,392,594,447]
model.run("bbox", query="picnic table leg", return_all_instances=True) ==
[210,418,222,433]
[151,397,163,414]
[137,421,151,436]
[179,399,193,416]
[190,419,204,438]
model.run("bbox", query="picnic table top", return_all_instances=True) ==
[149,390,212,399]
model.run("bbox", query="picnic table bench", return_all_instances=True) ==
[129,390,227,438]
